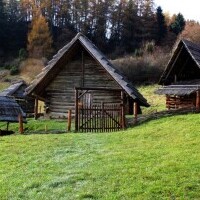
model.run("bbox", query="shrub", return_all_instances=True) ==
[144,41,155,54]
[10,66,19,75]
[19,48,28,60]
[112,47,170,84]
[134,49,143,57]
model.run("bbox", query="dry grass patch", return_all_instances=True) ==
[20,58,45,83]
[112,48,170,84]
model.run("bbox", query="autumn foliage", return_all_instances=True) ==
[180,21,200,43]
[28,15,53,58]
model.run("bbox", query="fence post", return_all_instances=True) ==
[68,110,72,132]
[6,122,9,131]
[196,90,200,110]
[134,102,138,124]
[34,97,38,120]
[18,113,23,134]
[45,124,47,132]
[75,89,79,132]
[121,91,125,129]
[101,102,105,132]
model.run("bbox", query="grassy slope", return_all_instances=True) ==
[0,114,200,199]
[138,84,166,113]
[0,82,10,91]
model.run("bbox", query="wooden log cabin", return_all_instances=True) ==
[25,33,149,119]
[156,39,200,110]
[0,81,35,114]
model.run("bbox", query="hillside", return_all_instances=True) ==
[0,114,200,199]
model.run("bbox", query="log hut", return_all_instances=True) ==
[0,96,26,135]
[0,81,34,114]
[25,33,149,120]
[156,39,200,110]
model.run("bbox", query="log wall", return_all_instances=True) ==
[45,51,122,118]
[166,94,196,110]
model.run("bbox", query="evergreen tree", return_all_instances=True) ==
[92,0,112,52]
[79,0,90,34]
[139,0,157,42]
[170,13,186,35]
[121,0,139,53]
[28,14,53,58]
[6,0,27,53]
[156,6,167,44]
[109,0,126,54]
[0,0,7,52]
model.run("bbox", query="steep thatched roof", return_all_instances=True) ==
[0,81,26,98]
[0,96,26,122]
[159,40,200,85]
[25,33,149,107]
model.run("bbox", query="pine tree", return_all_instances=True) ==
[28,14,53,58]
[0,0,7,52]
[121,0,139,53]
[156,6,167,44]
[139,0,157,42]
[170,13,186,35]
[109,0,126,54]
[92,0,112,52]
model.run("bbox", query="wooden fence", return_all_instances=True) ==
[75,87,125,132]
[78,103,124,132]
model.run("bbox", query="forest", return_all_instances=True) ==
[0,0,199,83]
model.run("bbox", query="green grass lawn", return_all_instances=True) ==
[138,84,166,114]
[0,114,200,199]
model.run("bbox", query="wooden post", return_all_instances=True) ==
[34,97,38,120]
[75,89,79,132]
[196,90,200,110]
[18,113,23,134]
[81,51,85,87]
[174,74,177,83]
[45,125,47,132]
[133,102,138,124]
[166,95,170,110]
[6,122,9,131]
[121,91,125,129]
[67,110,72,132]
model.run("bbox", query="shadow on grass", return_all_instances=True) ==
[128,108,200,127]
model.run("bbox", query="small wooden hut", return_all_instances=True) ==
[0,81,34,114]
[25,33,149,131]
[0,96,26,134]
[156,39,200,110]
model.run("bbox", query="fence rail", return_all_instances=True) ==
[78,103,123,132]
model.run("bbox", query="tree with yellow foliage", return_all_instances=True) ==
[180,21,200,43]
[28,14,53,58]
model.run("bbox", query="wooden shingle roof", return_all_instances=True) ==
[0,81,26,98]
[156,79,200,95]
[0,96,26,122]
[25,33,149,107]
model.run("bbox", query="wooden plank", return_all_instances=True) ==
[75,89,79,132]
[18,114,23,134]
[75,87,122,92]
[34,97,38,120]
[67,110,72,132]
[134,102,138,124]
[196,90,200,110]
